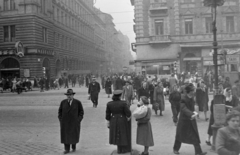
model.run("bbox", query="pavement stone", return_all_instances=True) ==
[0,86,217,155]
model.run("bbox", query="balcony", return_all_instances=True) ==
[171,33,240,43]
[149,35,171,44]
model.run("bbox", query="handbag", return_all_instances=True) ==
[133,105,148,119]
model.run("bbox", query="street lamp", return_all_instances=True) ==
[204,0,225,94]
[204,0,225,151]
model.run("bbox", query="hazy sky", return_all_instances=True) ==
[94,0,136,57]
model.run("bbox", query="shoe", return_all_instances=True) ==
[196,152,207,155]
[155,111,157,115]
[205,140,211,146]
[63,150,69,154]
[205,118,209,121]
[141,152,149,155]
[72,149,76,152]
[173,150,180,154]
[160,113,163,116]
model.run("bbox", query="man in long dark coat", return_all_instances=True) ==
[115,76,124,90]
[173,83,207,155]
[88,76,101,108]
[58,89,84,154]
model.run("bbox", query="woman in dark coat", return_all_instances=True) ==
[173,83,207,155]
[136,96,154,155]
[196,81,209,121]
[105,78,112,98]
[106,90,131,154]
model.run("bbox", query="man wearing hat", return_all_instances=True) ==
[122,81,134,107]
[88,76,101,108]
[58,89,84,154]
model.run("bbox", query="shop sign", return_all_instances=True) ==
[163,66,169,70]
[24,69,30,77]
[183,57,201,61]
[226,55,239,64]
[203,60,223,66]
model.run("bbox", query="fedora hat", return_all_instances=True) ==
[64,89,75,95]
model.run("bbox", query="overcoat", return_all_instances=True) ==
[153,86,165,111]
[196,87,209,112]
[105,80,112,94]
[106,100,131,145]
[216,126,240,155]
[58,99,84,144]
[115,78,124,90]
[88,82,101,98]
[175,95,201,144]
[138,87,149,101]
[122,85,134,106]
[136,106,154,147]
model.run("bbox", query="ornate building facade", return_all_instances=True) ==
[131,0,240,77]
[0,0,132,79]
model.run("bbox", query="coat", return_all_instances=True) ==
[232,85,240,98]
[58,99,84,144]
[216,126,240,155]
[196,87,209,112]
[115,78,124,90]
[105,80,112,94]
[225,95,239,108]
[105,100,131,145]
[175,95,201,144]
[88,82,100,97]
[138,87,149,101]
[153,86,165,111]
[136,106,154,147]
[122,85,134,102]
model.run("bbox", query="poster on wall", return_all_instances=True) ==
[24,69,30,78]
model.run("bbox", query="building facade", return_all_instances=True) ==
[0,0,132,79]
[131,0,240,77]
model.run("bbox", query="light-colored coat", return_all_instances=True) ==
[122,85,134,106]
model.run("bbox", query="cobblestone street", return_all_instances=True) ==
[0,87,217,155]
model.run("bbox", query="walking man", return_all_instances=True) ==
[88,76,101,108]
[122,81,134,107]
[58,89,84,154]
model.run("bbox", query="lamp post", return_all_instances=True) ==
[204,0,225,151]
[204,0,224,94]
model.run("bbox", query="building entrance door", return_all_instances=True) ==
[0,58,20,78]
[43,58,50,79]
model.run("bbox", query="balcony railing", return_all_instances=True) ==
[149,3,168,10]
[171,33,240,43]
[150,35,171,43]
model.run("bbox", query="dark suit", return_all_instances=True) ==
[88,82,101,107]
[58,98,84,151]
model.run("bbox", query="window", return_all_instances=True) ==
[53,6,55,20]
[42,27,48,43]
[57,9,59,22]
[181,0,194,3]
[3,0,15,11]
[61,11,64,24]
[4,25,15,42]
[205,17,212,33]
[40,0,45,13]
[185,18,193,34]
[155,19,164,35]
[226,16,234,33]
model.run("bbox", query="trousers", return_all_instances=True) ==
[64,144,76,151]
[173,139,202,154]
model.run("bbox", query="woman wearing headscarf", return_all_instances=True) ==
[136,96,154,155]
[105,90,131,154]
[153,81,165,116]
[173,83,207,155]
[216,110,240,155]
[224,88,239,109]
